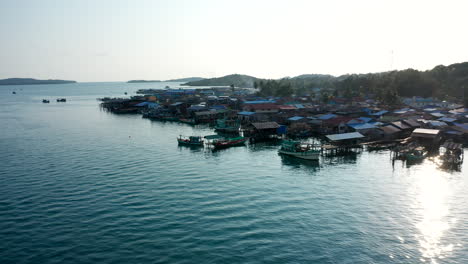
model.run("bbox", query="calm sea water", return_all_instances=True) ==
[1,82,467,264]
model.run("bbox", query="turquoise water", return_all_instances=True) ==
[1,82,467,264]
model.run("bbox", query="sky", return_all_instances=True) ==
[1,0,468,82]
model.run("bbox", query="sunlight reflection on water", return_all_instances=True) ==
[411,163,455,263]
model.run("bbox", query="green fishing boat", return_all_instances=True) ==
[177,135,204,146]
[278,140,320,160]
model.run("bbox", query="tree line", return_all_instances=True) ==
[254,62,468,106]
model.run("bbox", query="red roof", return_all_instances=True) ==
[279,105,297,110]
[323,116,355,125]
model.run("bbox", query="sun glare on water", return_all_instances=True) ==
[409,162,456,263]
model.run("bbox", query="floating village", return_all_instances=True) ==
[98,86,467,170]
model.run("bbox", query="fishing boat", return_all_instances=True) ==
[405,147,427,161]
[440,141,464,167]
[177,135,204,146]
[212,136,248,149]
[179,118,196,125]
[56,98,67,102]
[161,116,178,121]
[42,99,50,103]
[278,140,321,160]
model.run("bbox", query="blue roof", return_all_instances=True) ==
[370,110,388,116]
[430,112,445,118]
[454,123,468,130]
[348,123,377,130]
[294,104,305,109]
[438,117,457,123]
[189,105,206,110]
[358,117,373,123]
[369,121,384,126]
[288,116,305,121]
[211,105,226,110]
[318,114,337,120]
[244,100,276,104]
[238,111,255,116]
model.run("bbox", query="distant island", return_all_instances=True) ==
[0,78,77,85]
[127,80,161,83]
[165,77,205,82]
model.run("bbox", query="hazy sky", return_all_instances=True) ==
[1,0,467,82]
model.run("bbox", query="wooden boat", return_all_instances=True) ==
[212,136,248,149]
[179,118,196,125]
[177,135,204,146]
[278,140,320,160]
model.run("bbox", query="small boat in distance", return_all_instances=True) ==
[179,118,196,125]
[56,98,67,102]
[42,99,50,103]
[212,136,248,149]
[12,91,16,94]
[278,140,321,160]
[177,135,204,146]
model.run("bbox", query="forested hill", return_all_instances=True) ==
[331,62,468,103]
[183,74,260,88]
[165,77,205,82]
[0,78,76,85]
[183,62,468,105]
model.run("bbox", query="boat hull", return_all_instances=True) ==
[213,138,248,149]
[278,149,320,160]
[177,139,203,146]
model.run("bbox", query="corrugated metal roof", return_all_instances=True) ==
[358,117,373,123]
[244,100,276,104]
[288,116,304,121]
[318,114,337,120]
[252,122,280,130]
[438,117,457,123]
[442,141,463,149]
[326,132,365,141]
[380,125,401,134]
[391,121,411,130]
[348,123,377,130]
[412,128,440,135]
[430,112,445,118]
[429,121,447,127]
[370,110,388,116]
[402,119,420,127]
